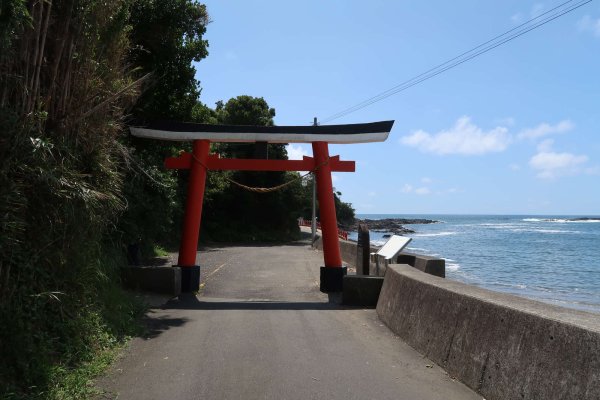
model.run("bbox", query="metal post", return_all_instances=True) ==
[311,117,318,243]
[312,176,316,243]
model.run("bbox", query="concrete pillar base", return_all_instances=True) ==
[320,266,347,292]
[179,265,200,292]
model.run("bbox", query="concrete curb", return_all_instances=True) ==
[376,264,600,400]
[121,266,182,296]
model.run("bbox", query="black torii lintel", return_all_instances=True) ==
[129,120,395,144]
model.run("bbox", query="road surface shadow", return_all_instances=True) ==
[141,312,190,339]
[162,293,344,311]
[199,241,311,250]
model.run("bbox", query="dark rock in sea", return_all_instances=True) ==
[338,218,439,234]
[568,217,600,221]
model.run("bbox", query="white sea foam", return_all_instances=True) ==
[509,228,581,234]
[480,223,524,229]
[446,263,460,272]
[522,218,600,223]
[492,281,527,290]
[532,229,581,234]
[406,247,430,253]
[413,231,457,237]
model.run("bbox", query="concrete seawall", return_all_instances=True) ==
[377,264,600,400]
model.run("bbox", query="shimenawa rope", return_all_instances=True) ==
[191,154,330,194]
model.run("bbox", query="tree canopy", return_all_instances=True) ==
[200,96,303,242]
[129,0,210,120]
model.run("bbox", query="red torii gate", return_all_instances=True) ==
[130,120,394,293]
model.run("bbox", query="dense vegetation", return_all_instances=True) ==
[0,1,142,398]
[0,1,354,398]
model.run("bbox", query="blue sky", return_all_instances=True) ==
[194,1,600,215]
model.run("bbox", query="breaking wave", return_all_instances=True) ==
[412,231,457,237]
[522,218,600,223]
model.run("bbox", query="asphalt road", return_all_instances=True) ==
[97,238,481,400]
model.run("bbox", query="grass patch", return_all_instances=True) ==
[1,290,146,400]
[152,245,170,257]
[0,247,148,400]
[44,337,126,400]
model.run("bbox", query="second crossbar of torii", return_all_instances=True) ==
[130,120,394,293]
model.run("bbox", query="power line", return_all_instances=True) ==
[320,0,592,124]
[321,0,579,122]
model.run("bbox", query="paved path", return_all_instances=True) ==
[97,238,481,400]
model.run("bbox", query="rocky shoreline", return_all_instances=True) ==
[339,218,439,235]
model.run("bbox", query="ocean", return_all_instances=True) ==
[349,214,600,314]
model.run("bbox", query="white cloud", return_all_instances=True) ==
[435,187,461,195]
[585,166,600,175]
[400,116,510,155]
[578,15,600,37]
[529,151,588,179]
[536,138,554,152]
[529,139,597,179]
[225,51,238,60]
[511,3,544,24]
[511,13,523,24]
[496,117,516,126]
[401,184,413,193]
[358,203,375,210]
[421,177,432,184]
[286,144,308,160]
[517,120,574,140]
[509,163,521,171]
[368,191,377,197]
[531,3,544,18]
[415,187,431,195]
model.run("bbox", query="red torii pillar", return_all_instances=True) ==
[312,141,345,291]
[177,140,210,291]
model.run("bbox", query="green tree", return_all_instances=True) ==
[191,101,220,124]
[1,0,143,397]
[128,0,210,120]
[199,96,305,242]
[217,95,275,126]
[334,190,356,226]
[298,179,356,228]
[119,0,211,258]
[214,95,282,160]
